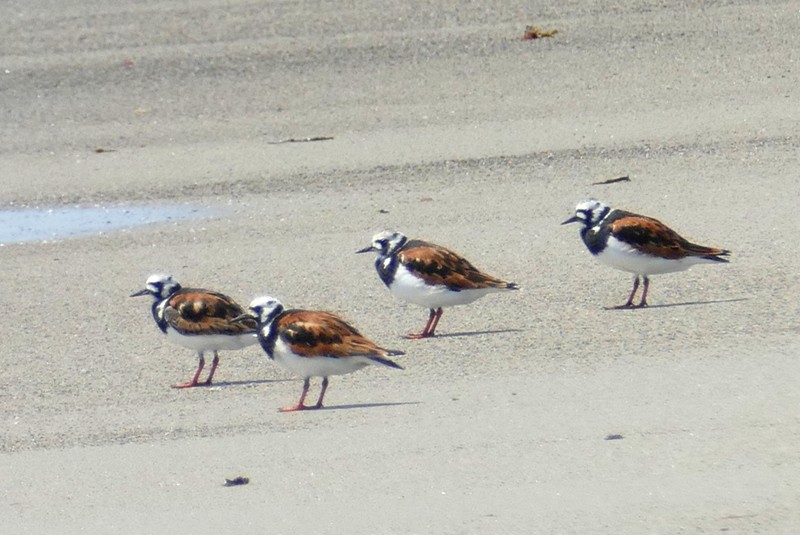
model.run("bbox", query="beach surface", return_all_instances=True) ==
[2,1,799,533]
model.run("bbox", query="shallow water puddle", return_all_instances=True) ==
[0,204,210,245]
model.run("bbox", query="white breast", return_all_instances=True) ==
[389,264,502,309]
[165,328,258,352]
[272,338,374,378]
[597,236,713,275]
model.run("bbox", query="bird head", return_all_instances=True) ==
[356,230,408,257]
[561,200,611,228]
[130,273,181,300]
[233,295,284,326]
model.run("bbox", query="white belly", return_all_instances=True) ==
[597,236,713,275]
[165,328,258,352]
[389,264,503,309]
[273,338,376,378]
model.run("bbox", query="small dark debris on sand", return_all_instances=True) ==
[267,136,334,145]
[224,476,250,487]
[592,176,631,186]
[605,434,624,441]
[522,25,559,40]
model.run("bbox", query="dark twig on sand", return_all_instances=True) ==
[267,136,334,145]
[592,176,631,186]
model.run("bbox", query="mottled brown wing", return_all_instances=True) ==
[399,241,514,290]
[165,289,257,335]
[609,216,727,259]
[278,310,392,358]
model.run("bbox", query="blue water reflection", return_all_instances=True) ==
[0,204,210,244]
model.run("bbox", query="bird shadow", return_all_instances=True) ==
[603,297,749,311]
[205,378,291,388]
[409,328,523,339]
[319,401,421,411]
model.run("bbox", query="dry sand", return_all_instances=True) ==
[2,1,800,533]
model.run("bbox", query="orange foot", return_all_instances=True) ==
[280,404,308,412]
[172,381,203,389]
[612,302,648,309]
[404,332,434,340]
[279,403,325,412]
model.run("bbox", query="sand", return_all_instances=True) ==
[2,1,800,533]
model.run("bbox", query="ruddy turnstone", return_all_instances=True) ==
[356,231,520,338]
[131,274,258,388]
[562,200,730,308]
[233,296,403,412]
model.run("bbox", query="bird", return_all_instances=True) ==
[356,230,520,338]
[561,200,730,308]
[130,274,258,388]
[233,296,403,412]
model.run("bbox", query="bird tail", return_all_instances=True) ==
[369,353,404,370]
[703,250,730,263]
[696,247,730,263]
[506,282,520,290]
[681,238,730,263]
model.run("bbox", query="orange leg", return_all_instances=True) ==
[204,352,220,385]
[406,307,443,339]
[312,377,330,409]
[615,276,641,309]
[636,276,650,308]
[428,307,444,335]
[174,352,205,388]
[280,377,312,412]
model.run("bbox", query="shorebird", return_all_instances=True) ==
[234,296,403,411]
[357,230,519,338]
[131,274,258,387]
[562,200,730,308]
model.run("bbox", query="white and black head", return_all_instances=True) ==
[356,230,408,257]
[244,295,284,326]
[130,273,181,300]
[561,200,611,228]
